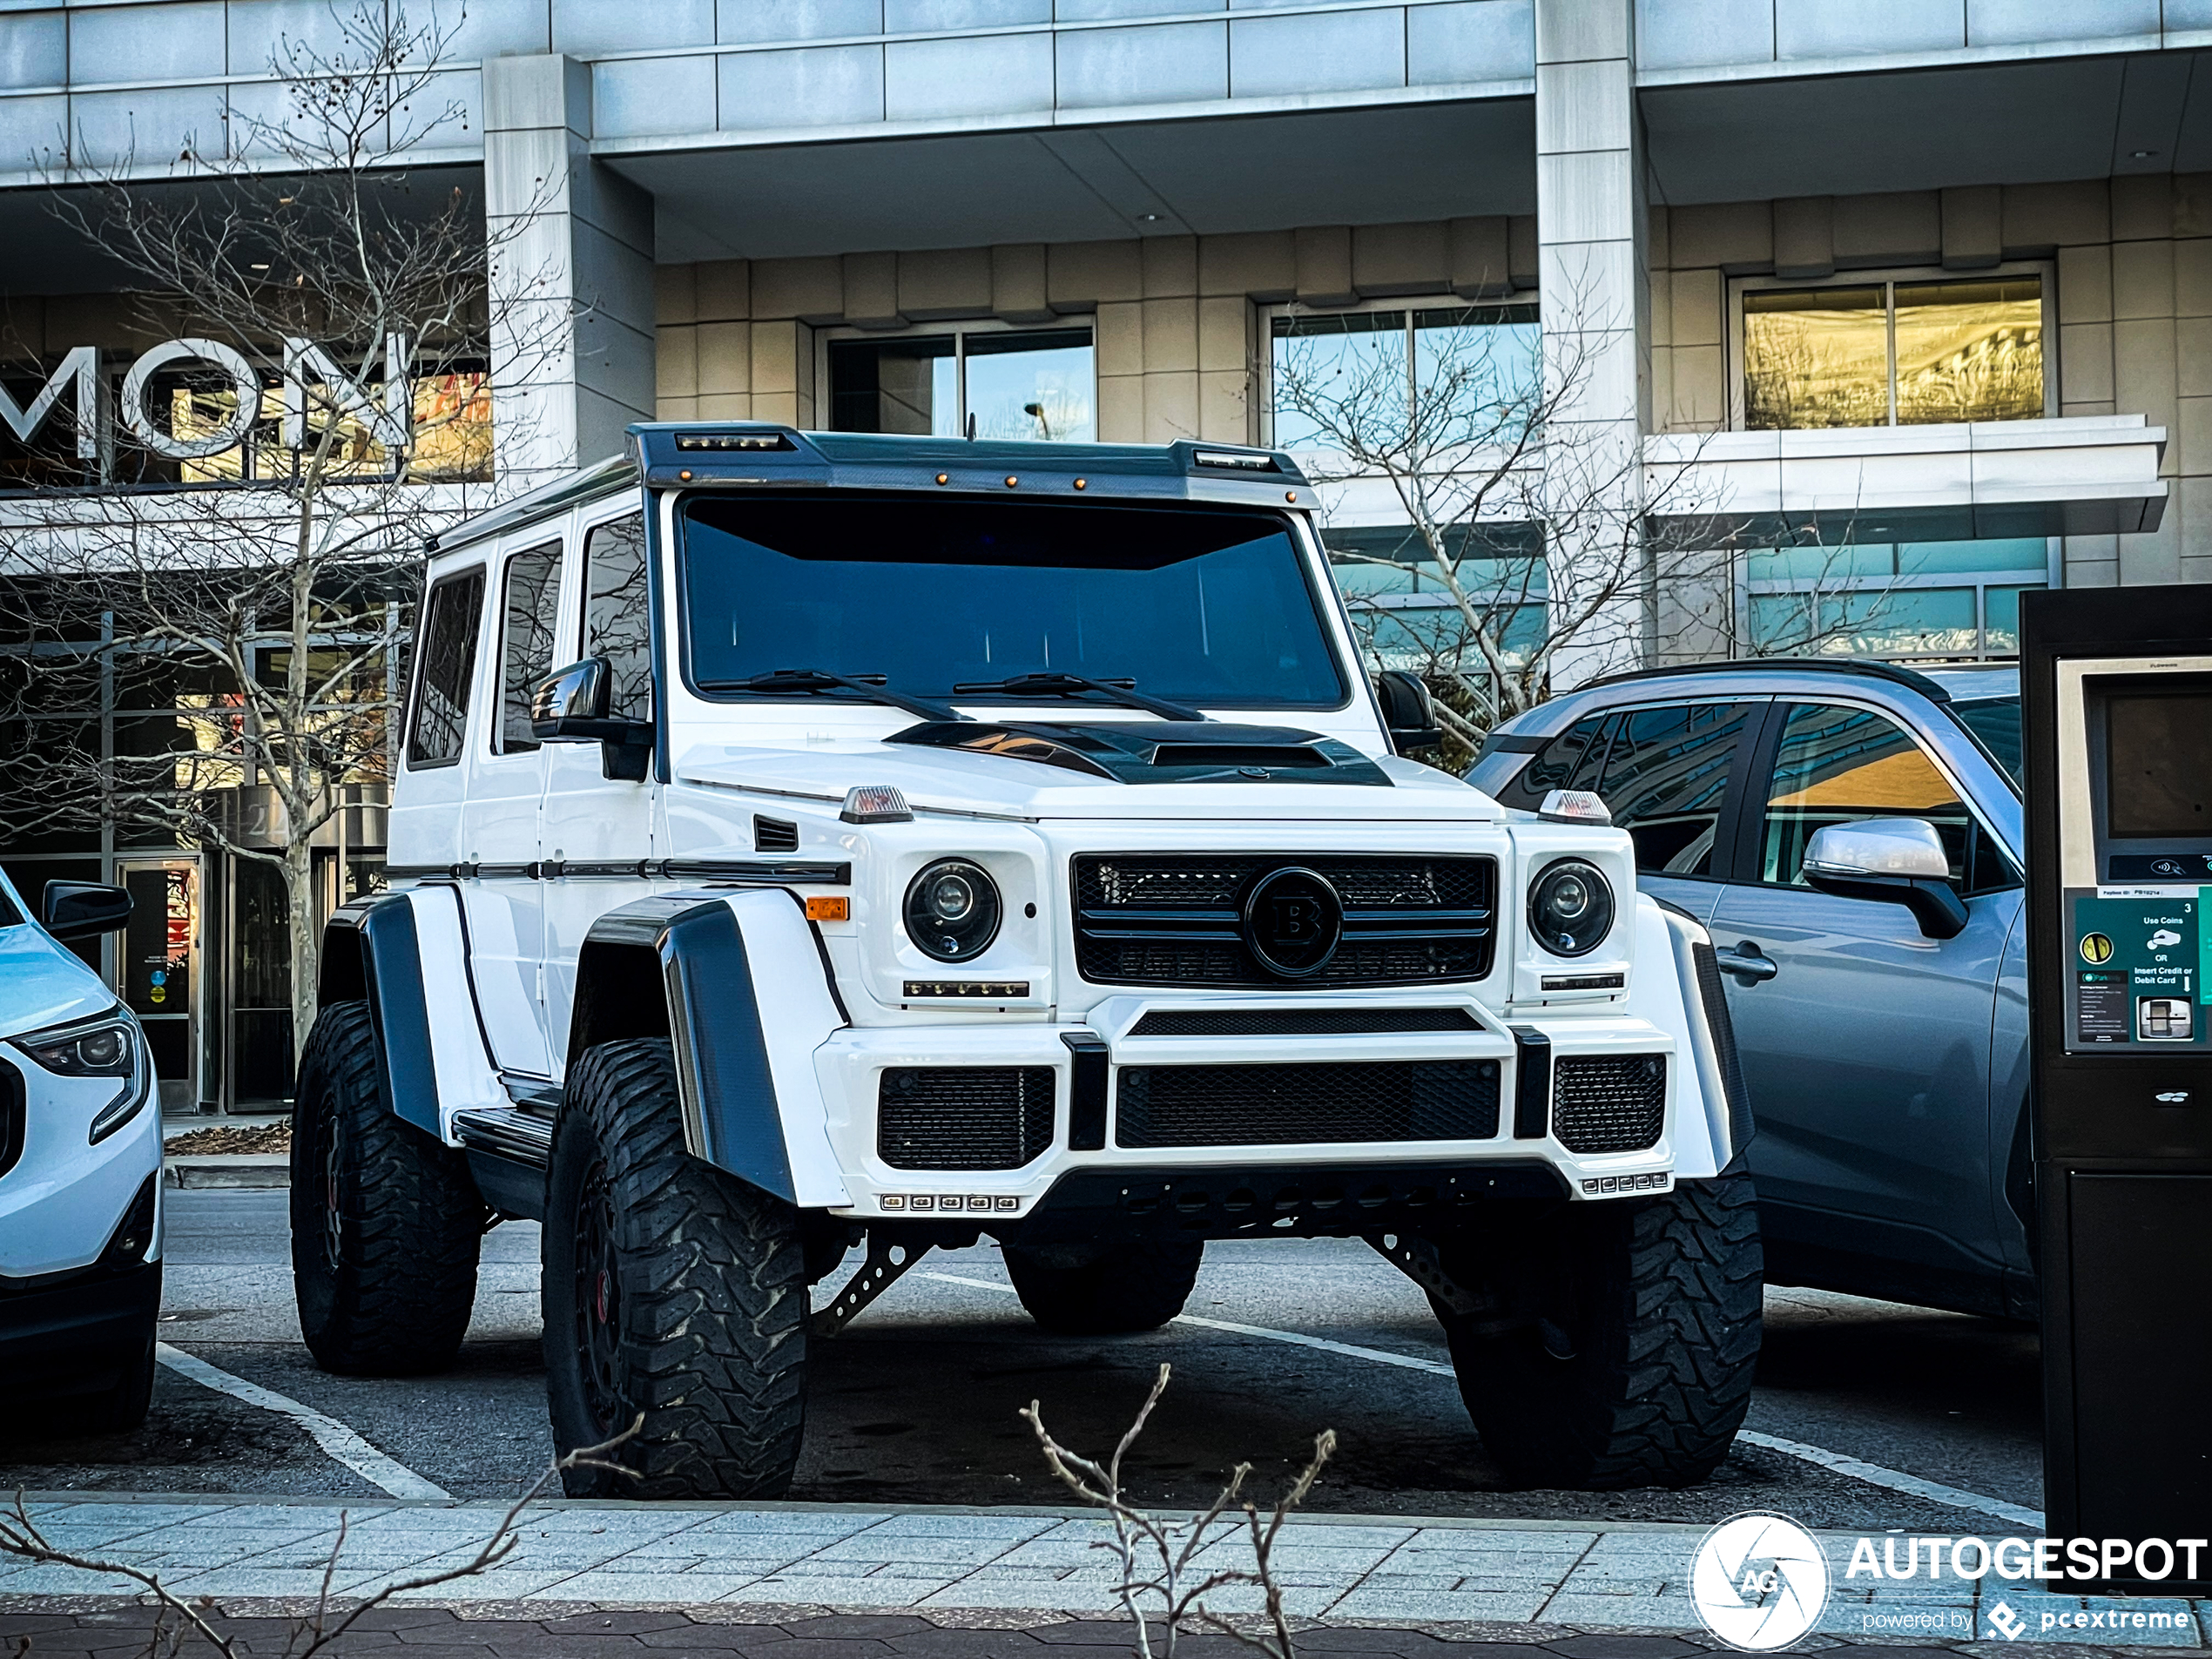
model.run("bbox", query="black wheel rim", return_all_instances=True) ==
[574,1158,624,1437]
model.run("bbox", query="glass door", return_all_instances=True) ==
[115,857,200,1112]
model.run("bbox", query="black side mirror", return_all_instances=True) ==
[43,881,132,941]
[530,658,653,783]
[1373,671,1444,755]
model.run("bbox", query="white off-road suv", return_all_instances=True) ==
[293,426,1762,1498]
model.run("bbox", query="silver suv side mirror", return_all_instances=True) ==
[1803,817,1968,941]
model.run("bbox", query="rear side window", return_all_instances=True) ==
[407,568,486,768]
[583,515,651,724]
[1497,713,1614,809]
[496,541,563,754]
[1595,703,1755,878]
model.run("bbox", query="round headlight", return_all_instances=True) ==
[1529,859,1614,957]
[904,858,1002,962]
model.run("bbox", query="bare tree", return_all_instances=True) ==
[1023,1364,1336,1659]
[1272,289,1903,766]
[0,1,560,1067]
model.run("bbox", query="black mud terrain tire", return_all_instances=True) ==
[543,1037,807,1500]
[291,1001,483,1375]
[1442,1170,1762,1490]
[1003,1238,1205,1334]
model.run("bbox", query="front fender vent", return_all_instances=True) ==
[753,815,799,853]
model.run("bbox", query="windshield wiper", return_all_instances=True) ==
[950,671,1205,723]
[700,669,967,724]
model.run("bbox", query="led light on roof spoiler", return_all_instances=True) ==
[676,432,794,451]
[1192,449,1279,471]
[1539,788,1612,826]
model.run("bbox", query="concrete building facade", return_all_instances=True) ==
[0,0,2200,1104]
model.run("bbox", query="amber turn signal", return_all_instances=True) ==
[805,896,850,922]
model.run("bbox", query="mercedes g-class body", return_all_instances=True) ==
[293,426,1761,1498]
[0,871,161,1430]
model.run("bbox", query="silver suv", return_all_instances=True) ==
[1470,659,2031,1319]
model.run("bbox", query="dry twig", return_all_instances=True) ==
[1022,1364,1335,1659]
[0,1415,643,1659]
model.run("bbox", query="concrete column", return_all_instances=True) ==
[483,55,656,486]
[1534,0,1651,686]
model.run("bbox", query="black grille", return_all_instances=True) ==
[1129,1008,1483,1036]
[0,1060,20,1183]
[1554,1055,1667,1154]
[878,1067,1055,1170]
[1074,853,1495,988]
[1116,1060,1500,1149]
[753,815,799,853]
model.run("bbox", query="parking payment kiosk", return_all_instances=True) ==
[2022,585,2212,1588]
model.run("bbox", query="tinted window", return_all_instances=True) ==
[496,541,563,754]
[1500,714,1614,808]
[1951,694,2021,788]
[407,568,484,768]
[583,515,651,725]
[1595,703,1752,878]
[679,496,1345,709]
[1761,703,2015,896]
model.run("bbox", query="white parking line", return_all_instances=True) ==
[917,1270,2046,1527]
[156,1344,451,1501]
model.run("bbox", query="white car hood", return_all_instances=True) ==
[674,738,1506,823]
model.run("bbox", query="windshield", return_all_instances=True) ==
[1952,694,2021,788]
[679,496,1347,710]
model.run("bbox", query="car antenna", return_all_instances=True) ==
[965,412,976,442]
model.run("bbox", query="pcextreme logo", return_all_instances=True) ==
[1689,1513,1831,1650]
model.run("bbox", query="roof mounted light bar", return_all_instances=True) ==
[676,431,795,452]
[1192,449,1281,471]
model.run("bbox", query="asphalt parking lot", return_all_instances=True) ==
[0,1190,2043,1533]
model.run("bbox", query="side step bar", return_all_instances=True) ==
[454,1104,554,1222]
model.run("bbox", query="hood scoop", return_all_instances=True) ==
[886,719,1392,786]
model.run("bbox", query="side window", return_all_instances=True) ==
[583,514,651,724]
[496,540,563,754]
[1595,702,1754,878]
[1499,713,1615,808]
[1759,703,2016,895]
[406,567,486,768]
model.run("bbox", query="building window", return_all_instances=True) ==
[826,326,1094,442]
[1739,274,2047,430]
[1742,536,2051,660]
[1268,303,1541,452]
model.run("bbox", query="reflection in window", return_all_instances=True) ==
[583,515,651,725]
[497,542,563,754]
[1743,277,2042,430]
[1759,702,2012,894]
[1596,702,1755,878]
[407,568,483,767]
[1743,537,2047,661]
[827,327,1093,443]
[1271,304,1540,452]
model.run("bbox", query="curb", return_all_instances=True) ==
[163,1154,289,1189]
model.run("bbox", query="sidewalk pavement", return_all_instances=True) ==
[1,1497,2204,1652]
[162,1113,289,1188]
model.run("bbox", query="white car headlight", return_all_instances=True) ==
[14,1008,150,1143]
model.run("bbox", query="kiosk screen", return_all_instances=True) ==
[2107,691,2212,838]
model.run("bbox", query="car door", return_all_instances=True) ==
[539,507,655,1076]
[456,537,563,1077]
[1708,699,2021,1308]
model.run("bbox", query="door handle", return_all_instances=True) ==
[1717,941,1778,983]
